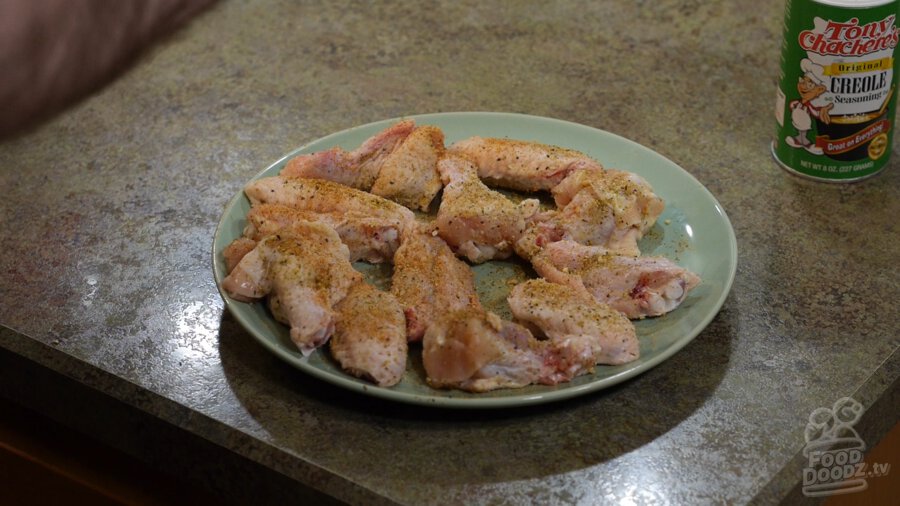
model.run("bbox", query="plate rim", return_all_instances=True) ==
[212,111,738,409]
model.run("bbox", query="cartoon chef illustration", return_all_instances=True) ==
[785,58,833,155]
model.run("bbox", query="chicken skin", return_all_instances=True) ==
[330,282,408,387]
[236,203,401,264]
[422,309,546,392]
[423,302,632,392]
[531,240,700,319]
[447,136,604,192]
[221,223,363,355]
[243,176,416,235]
[435,155,540,263]
[553,187,644,255]
[281,121,445,211]
[370,125,445,211]
[281,120,415,190]
[514,189,640,259]
[508,279,639,367]
[554,169,663,237]
[222,236,258,274]
[516,168,665,259]
[390,232,481,342]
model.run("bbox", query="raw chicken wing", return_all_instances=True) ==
[514,188,640,259]
[221,223,363,355]
[221,246,269,301]
[370,125,445,211]
[241,203,401,263]
[331,282,408,387]
[222,237,257,274]
[531,240,700,319]
[508,279,639,368]
[422,309,546,392]
[243,176,416,234]
[435,155,540,263]
[553,188,644,255]
[447,136,603,192]
[390,232,481,341]
[423,303,627,392]
[517,168,665,258]
[553,168,664,235]
[516,169,664,258]
[281,120,415,190]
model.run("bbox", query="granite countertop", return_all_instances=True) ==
[1,1,898,504]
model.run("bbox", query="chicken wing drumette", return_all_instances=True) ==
[435,155,540,263]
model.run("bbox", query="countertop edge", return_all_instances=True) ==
[753,346,900,504]
[0,325,398,506]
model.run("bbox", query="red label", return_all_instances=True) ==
[815,119,891,154]
[799,15,899,57]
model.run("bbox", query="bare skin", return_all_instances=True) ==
[0,0,216,138]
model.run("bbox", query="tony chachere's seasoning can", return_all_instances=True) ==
[773,0,900,181]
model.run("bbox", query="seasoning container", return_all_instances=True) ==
[772,0,899,181]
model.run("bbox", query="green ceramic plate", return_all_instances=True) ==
[212,112,737,408]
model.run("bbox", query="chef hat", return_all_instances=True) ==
[800,58,827,86]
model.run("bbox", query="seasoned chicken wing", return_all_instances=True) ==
[531,240,700,319]
[435,155,540,263]
[515,191,635,260]
[239,203,401,263]
[553,188,642,255]
[330,282,408,387]
[220,223,363,355]
[390,232,481,342]
[221,245,270,302]
[447,136,603,192]
[553,168,664,235]
[281,120,415,189]
[243,176,416,234]
[508,279,639,368]
[422,303,626,392]
[422,309,546,392]
[516,168,664,259]
[222,236,258,274]
[370,125,445,211]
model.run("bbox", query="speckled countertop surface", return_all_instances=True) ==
[1,1,898,504]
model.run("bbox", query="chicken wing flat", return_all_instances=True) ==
[508,279,639,368]
[222,236,258,274]
[515,189,644,259]
[280,120,415,190]
[447,136,603,192]
[552,168,664,236]
[390,232,481,342]
[422,309,546,392]
[221,223,363,355]
[243,176,416,234]
[531,240,700,319]
[331,282,408,387]
[435,155,540,263]
[422,303,627,392]
[370,125,445,211]
[241,203,402,263]
[554,188,643,255]
[516,168,665,259]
